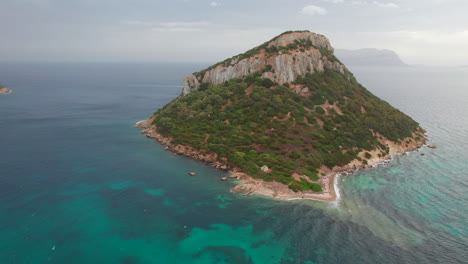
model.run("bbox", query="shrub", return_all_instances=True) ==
[315,107,326,115]
[260,78,275,88]
[199,82,210,91]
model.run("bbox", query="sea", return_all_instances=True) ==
[0,62,466,264]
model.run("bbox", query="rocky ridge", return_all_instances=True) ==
[183,31,346,95]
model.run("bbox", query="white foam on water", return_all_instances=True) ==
[330,174,342,207]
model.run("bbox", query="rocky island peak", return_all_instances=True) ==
[140,30,426,201]
[183,30,346,96]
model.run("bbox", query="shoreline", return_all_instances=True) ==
[136,118,426,202]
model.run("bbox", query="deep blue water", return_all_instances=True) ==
[0,62,466,263]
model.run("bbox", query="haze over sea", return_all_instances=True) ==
[0,62,466,264]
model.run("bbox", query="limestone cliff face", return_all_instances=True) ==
[182,31,346,95]
[183,75,200,96]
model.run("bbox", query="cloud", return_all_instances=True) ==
[350,1,399,8]
[372,1,399,8]
[122,20,213,32]
[320,0,344,3]
[122,20,154,26]
[210,1,220,7]
[300,5,328,16]
[391,30,468,44]
[154,21,211,32]
[350,0,367,5]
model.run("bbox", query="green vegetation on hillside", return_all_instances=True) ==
[152,69,420,192]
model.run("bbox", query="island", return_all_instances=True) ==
[0,84,10,94]
[138,30,426,201]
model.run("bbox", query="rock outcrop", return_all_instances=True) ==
[0,86,10,95]
[182,31,346,95]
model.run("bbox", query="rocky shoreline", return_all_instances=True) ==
[136,118,427,202]
[0,87,10,94]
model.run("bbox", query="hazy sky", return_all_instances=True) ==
[1,0,467,66]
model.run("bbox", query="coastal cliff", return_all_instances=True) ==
[142,30,426,201]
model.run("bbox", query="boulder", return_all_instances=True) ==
[230,185,246,193]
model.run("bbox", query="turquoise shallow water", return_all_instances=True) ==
[0,63,466,263]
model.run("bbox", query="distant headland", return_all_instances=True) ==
[335,48,407,67]
[138,30,426,202]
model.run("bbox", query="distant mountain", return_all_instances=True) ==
[335,48,407,67]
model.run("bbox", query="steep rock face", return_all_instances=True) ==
[182,31,346,95]
[183,76,200,96]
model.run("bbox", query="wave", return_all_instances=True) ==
[333,174,341,206]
